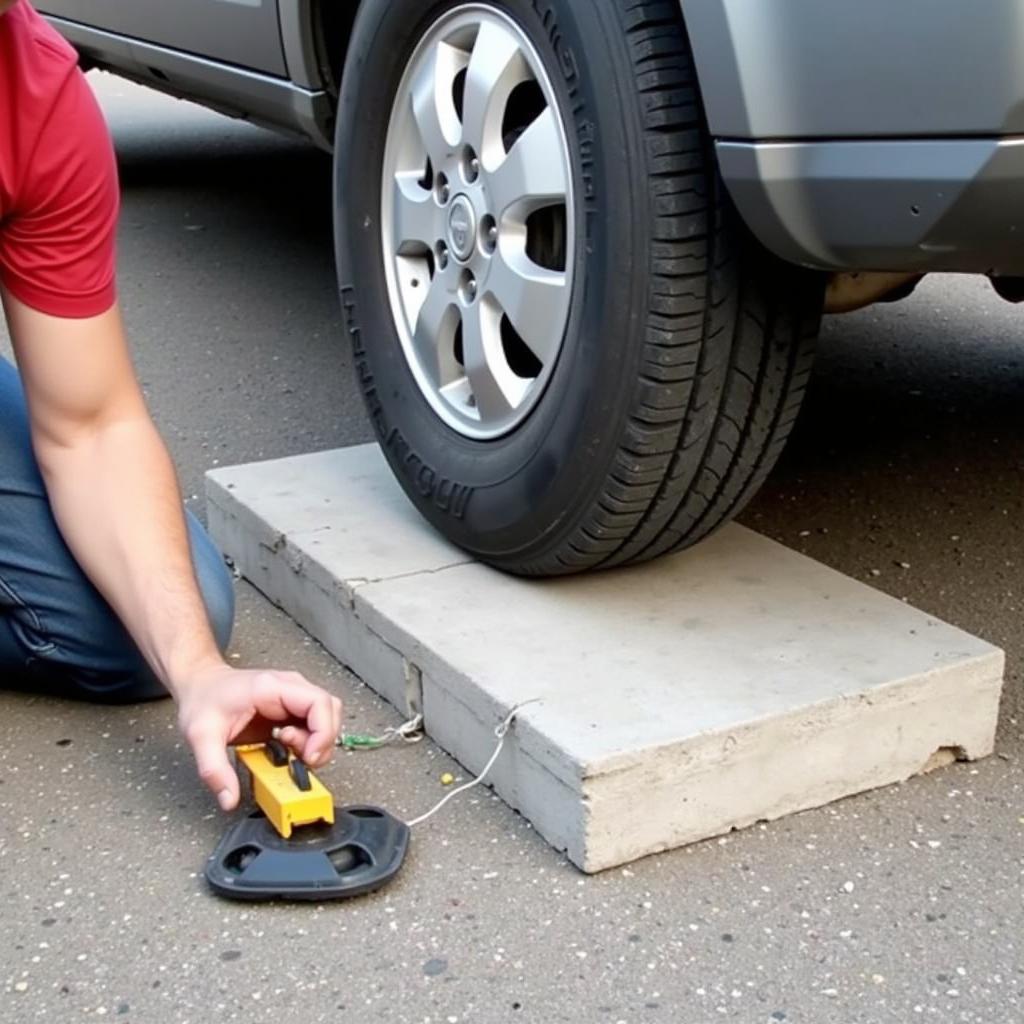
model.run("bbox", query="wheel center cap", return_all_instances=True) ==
[447,195,477,261]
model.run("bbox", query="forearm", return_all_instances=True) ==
[3,294,223,695]
[37,408,341,809]
[37,413,222,694]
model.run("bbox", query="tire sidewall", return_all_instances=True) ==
[335,0,646,563]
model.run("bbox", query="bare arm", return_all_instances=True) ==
[7,295,220,683]
[4,291,342,807]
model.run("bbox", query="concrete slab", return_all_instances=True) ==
[206,445,1005,872]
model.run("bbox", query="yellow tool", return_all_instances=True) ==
[235,740,334,839]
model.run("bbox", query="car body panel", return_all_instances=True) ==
[681,0,1024,139]
[681,0,1024,274]
[39,0,288,75]
[40,3,334,149]
[34,0,1024,275]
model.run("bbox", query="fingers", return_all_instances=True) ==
[253,674,343,768]
[319,695,343,765]
[276,695,341,767]
[185,720,240,811]
[275,724,311,758]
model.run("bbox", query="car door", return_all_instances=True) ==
[36,0,287,77]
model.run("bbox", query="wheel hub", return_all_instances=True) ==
[447,195,477,262]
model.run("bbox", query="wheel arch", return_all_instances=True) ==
[285,1,753,144]
[280,0,360,109]
[676,0,750,137]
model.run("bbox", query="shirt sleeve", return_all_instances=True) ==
[0,68,119,319]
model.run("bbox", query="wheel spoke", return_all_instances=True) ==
[412,270,460,384]
[489,107,568,217]
[392,175,441,254]
[486,250,568,367]
[460,20,529,166]
[461,299,528,420]
[410,41,465,169]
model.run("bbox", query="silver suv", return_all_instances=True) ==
[40,0,1024,574]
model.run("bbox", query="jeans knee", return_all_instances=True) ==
[203,561,235,654]
[0,358,45,490]
[187,512,235,653]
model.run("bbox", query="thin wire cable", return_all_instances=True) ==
[405,699,541,828]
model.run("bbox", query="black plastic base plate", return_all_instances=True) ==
[205,805,410,901]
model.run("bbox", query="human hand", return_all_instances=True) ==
[175,664,343,811]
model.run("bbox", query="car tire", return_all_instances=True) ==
[334,0,823,575]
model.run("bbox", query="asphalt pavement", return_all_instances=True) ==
[1,75,1021,1024]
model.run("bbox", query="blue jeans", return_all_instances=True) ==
[0,357,234,703]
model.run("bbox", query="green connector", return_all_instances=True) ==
[339,733,386,751]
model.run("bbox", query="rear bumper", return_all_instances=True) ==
[718,138,1024,275]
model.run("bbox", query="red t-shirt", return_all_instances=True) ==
[0,0,118,318]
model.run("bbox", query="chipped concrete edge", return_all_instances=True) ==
[574,653,1004,872]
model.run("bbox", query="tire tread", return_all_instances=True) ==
[518,0,821,575]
